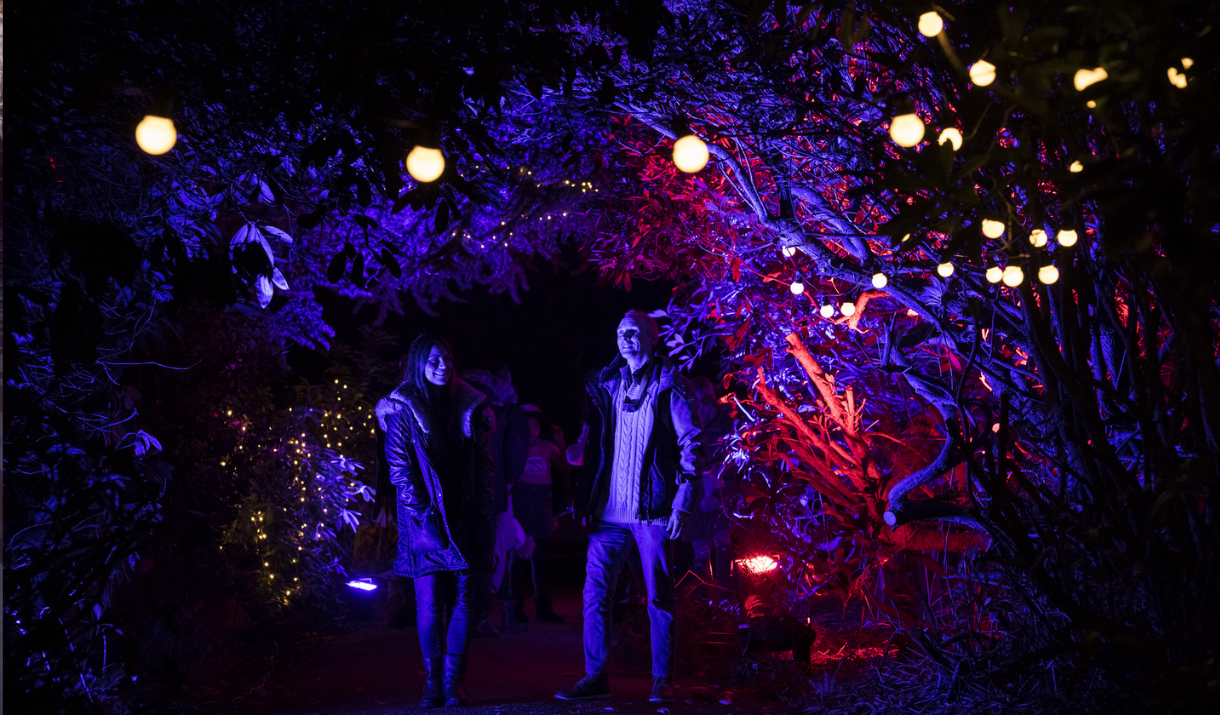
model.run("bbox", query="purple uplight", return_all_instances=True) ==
[346,579,378,591]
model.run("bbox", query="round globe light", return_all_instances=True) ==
[1073,67,1108,91]
[938,127,963,151]
[872,272,888,288]
[407,146,446,182]
[1038,265,1060,284]
[937,262,955,277]
[986,266,1003,283]
[1168,67,1187,89]
[841,302,856,317]
[1057,229,1078,247]
[1182,57,1194,69]
[135,115,177,155]
[781,245,797,258]
[917,12,943,37]
[1002,265,1024,287]
[820,304,835,319]
[889,113,925,148]
[790,280,805,295]
[1069,161,1083,173]
[969,60,996,87]
[673,134,710,173]
[981,219,1005,239]
[1030,229,1048,248]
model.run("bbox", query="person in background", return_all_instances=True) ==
[682,377,735,592]
[508,405,571,624]
[462,363,530,636]
[556,310,702,704]
[378,335,495,708]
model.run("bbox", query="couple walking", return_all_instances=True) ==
[378,311,702,707]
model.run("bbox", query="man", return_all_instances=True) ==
[556,311,702,704]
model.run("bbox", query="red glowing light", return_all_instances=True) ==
[736,555,779,574]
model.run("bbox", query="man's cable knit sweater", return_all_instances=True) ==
[599,372,663,524]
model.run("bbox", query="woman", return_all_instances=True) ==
[378,335,495,708]
[508,406,570,624]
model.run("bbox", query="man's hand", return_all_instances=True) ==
[666,509,688,540]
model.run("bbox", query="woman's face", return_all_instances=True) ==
[424,345,452,387]
[527,417,541,441]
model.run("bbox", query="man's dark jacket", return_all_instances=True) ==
[378,378,495,578]
[574,353,703,522]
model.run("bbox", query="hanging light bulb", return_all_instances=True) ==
[781,245,797,258]
[135,115,177,155]
[1002,265,1024,286]
[917,11,943,37]
[819,304,835,319]
[937,262,955,277]
[981,219,1005,239]
[1038,265,1060,284]
[1087,100,1097,108]
[1167,67,1188,89]
[1182,57,1194,69]
[841,302,856,317]
[871,272,888,288]
[1069,161,1083,173]
[1073,67,1108,91]
[1057,229,1078,247]
[407,146,445,182]
[969,60,996,87]
[673,134,710,173]
[986,266,1003,283]
[1030,229,1048,247]
[938,127,963,150]
[889,113,926,147]
[790,280,805,295]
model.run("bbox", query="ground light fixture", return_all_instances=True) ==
[937,262,955,277]
[889,113,925,147]
[1057,229,1079,247]
[872,272,888,288]
[1002,265,1024,287]
[673,134,710,173]
[136,115,177,155]
[970,60,996,86]
[938,127,963,150]
[735,554,779,575]
[917,11,943,37]
[406,146,445,182]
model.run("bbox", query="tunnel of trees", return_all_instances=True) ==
[5,0,1219,712]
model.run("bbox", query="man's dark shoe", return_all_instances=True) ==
[648,677,675,703]
[555,673,610,700]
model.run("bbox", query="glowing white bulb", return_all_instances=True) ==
[841,302,856,317]
[819,304,835,319]
[1087,100,1097,108]
[1073,67,1108,91]
[981,219,1005,239]
[938,127,963,150]
[781,245,797,258]
[1030,229,1048,247]
[135,115,177,155]
[1057,229,1078,247]
[1002,265,1024,287]
[872,272,888,288]
[407,146,445,182]
[970,60,996,87]
[1182,57,1194,69]
[790,281,805,295]
[1168,67,1187,89]
[889,113,926,147]
[673,134,710,173]
[918,12,943,37]
[986,266,1003,283]
[1039,265,1060,284]
[937,262,955,277]
[1069,161,1083,173]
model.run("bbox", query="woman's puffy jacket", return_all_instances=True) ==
[377,378,495,578]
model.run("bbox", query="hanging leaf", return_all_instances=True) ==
[262,225,293,244]
[255,275,273,308]
[327,251,348,283]
[377,249,402,278]
[271,267,290,290]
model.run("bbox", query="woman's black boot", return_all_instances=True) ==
[420,657,445,708]
[443,654,468,706]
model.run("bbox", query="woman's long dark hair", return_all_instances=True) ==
[400,334,461,445]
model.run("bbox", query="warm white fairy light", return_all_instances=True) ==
[841,302,857,317]
[1182,58,1194,69]
[673,134,710,173]
[1002,265,1024,287]
[1057,229,1078,247]
[781,245,797,258]
[917,11,943,37]
[1167,67,1188,89]
[820,304,835,319]
[937,262,955,277]
[136,115,177,155]
[1030,229,1048,247]
[1073,67,1108,91]
[970,60,996,87]
[1039,265,1060,284]
[986,266,1003,283]
[871,272,888,288]
[790,280,805,295]
[890,113,926,147]
[1070,161,1083,173]
[407,146,445,182]
[981,219,1005,239]
[938,128,963,150]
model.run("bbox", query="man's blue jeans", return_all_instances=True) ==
[582,520,674,678]
[414,571,471,658]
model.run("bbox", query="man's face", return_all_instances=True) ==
[424,345,452,386]
[617,316,657,362]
